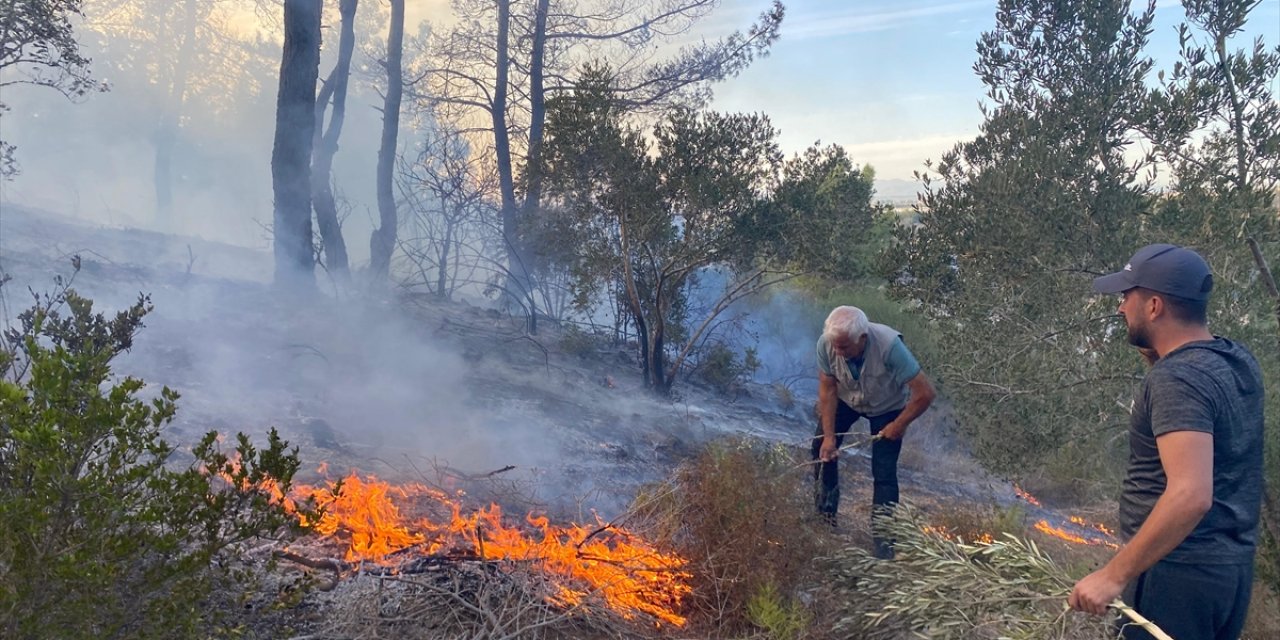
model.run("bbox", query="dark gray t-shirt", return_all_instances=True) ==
[1119,338,1264,564]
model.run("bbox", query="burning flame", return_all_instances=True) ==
[226,464,691,626]
[922,525,994,545]
[916,486,1121,551]
[1033,519,1118,549]
[1013,484,1041,507]
[1013,487,1120,550]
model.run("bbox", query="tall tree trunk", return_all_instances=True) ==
[271,0,321,288]
[634,313,650,386]
[153,0,199,222]
[438,213,454,298]
[311,0,357,279]
[649,320,667,394]
[519,0,550,220]
[369,0,404,280]
[490,0,536,329]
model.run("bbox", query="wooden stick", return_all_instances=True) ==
[1110,599,1174,640]
[274,550,345,592]
[795,434,884,468]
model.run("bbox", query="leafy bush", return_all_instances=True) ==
[631,437,827,636]
[557,323,601,359]
[0,277,304,639]
[694,342,760,393]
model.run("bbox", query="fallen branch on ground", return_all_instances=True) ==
[822,501,1169,639]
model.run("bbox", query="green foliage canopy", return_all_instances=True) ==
[0,280,304,639]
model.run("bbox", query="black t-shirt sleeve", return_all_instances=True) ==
[1147,363,1216,438]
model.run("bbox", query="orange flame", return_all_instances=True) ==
[274,469,690,626]
[1034,519,1119,549]
[922,525,995,545]
[1013,487,1119,549]
[1013,484,1041,507]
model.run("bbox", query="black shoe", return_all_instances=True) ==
[873,539,895,560]
[818,512,838,530]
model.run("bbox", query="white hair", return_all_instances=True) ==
[823,306,869,342]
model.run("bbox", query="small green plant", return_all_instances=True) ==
[0,270,304,639]
[746,582,810,640]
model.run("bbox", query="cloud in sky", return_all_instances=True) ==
[783,1,990,40]
[839,134,974,179]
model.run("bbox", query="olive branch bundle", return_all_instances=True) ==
[822,502,1170,639]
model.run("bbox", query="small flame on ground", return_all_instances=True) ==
[244,467,689,626]
[918,486,1120,551]
[1013,484,1042,507]
[1034,519,1119,549]
[1013,487,1120,550]
[921,525,995,545]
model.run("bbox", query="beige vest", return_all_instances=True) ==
[828,322,911,417]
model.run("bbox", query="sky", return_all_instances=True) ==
[704,0,1280,189]
[2,0,1277,244]
[393,0,1279,188]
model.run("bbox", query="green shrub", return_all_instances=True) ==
[558,324,600,358]
[695,343,760,393]
[746,582,810,640]
[631,437,826,636]
[0,278,304,639]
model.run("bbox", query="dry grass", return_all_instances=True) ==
[629,437,833,638]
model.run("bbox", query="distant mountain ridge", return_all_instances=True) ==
[874,178,923,205]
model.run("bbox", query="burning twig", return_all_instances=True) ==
[441,464,518,481]
[275,550,345,591]
[576,522,616,550]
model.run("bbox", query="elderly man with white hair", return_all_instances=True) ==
[813,305,936,558]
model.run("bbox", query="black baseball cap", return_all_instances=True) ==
[1093,243,1214,301]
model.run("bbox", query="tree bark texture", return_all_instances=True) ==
[369,0,405,280]
[311,0,357,278]
[271,0,321,288]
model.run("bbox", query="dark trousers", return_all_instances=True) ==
[811,401,903,557]
[1119,559,1254,640]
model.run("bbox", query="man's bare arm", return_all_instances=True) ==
[879,372,936,441]
[1069,430,1213,615]
[818,371,840,460]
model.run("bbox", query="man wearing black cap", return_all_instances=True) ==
[1068,244,1264,639]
